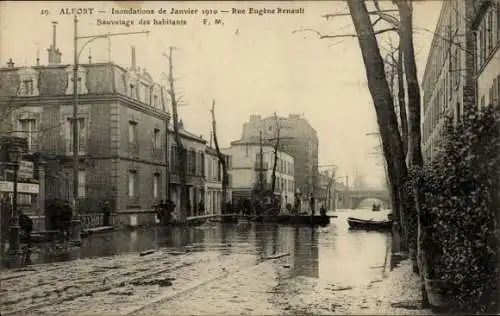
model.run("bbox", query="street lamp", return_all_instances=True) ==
[6,146,21,258]
[70,16,149,241]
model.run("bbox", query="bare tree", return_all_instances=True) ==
[210,99,229,214]
[270,112,281,195]
[346,0,411,245]
[165,46,188,221]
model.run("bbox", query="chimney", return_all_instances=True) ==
[6,58,14,68]
[47,21,62,65]
[52,21,57,54]
[131,46,136,70]
[250,115,261,122]
[36,48,40,66]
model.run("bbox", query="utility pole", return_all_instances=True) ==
[72,16,148,241]
[259,130,264,196]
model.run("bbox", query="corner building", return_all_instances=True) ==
[240,114,318,200]
[0,27,170,214]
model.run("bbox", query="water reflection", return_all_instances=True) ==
[3,212,394,290]
[292,226,319,278]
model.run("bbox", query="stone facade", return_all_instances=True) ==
[0,57,170,214]
[239,114,318,199]
[421,0,477,162]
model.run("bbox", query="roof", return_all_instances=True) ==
[167,124,206,144]
[230,138,274,147]
[205,146,219,155]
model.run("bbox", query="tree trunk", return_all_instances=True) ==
[397,44,409,157]
[397,0,424,275]
[348,0,410,246]
[167,47,187,221]
[271,114,280,195]
[211,101,229,214]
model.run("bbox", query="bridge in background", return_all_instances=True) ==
[341,188,391,209]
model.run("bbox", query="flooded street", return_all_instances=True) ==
[1,210,428,315]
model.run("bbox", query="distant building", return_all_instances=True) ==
[471,0,500,108]
[167,121,205,218]
[421,0,477,161]
[239,114,318,199]
[204,145,231,215]
[223,138,294,210]
[0,23,170,216]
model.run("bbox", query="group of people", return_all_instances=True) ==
[153,200,176,223]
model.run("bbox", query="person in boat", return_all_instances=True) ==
[320,204,327,217]
[165,200,175,223]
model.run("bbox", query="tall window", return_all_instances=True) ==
[153,94,158,107]
[153,173,160,199]
[129,121,137,144]
[22,79,34,96]
[19,118,37,151]
[207,155,213,179]
[170,145,177,170]
[153,128,160,150]
[67,117,87,154]
[128,170,137,197]
[78,170,86,198]
[200,153,205,176]
[129,83,136,98]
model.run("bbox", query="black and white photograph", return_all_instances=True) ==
[0,0,499,315]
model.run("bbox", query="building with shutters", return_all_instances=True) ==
[421,0,477,162]
[167,121,206,218]
[0,23,170,215]
[471,0,500,108]
[204,146,231,215]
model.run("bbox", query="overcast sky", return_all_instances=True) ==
[0,1,442,187]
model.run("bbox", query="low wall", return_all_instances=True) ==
[30,210,159,232]
[115,209,158,228]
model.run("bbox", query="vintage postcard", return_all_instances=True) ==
[0,1,498,315]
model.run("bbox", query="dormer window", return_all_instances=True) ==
[65,65,88,95]
[17,67,39,96]
[129,83,136,98]
[22,79,34,95]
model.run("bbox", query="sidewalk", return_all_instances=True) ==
[269,257,432,315]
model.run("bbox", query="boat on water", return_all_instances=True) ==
[347,217,392,230]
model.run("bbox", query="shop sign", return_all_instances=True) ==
[0,181,39,194]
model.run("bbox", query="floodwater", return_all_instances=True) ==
[2,208,422,315]
[3,209,394,280]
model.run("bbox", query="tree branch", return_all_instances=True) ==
[293,27,397,40]
[322,9,398,20]
[372,0,400,28]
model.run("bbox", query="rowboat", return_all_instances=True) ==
[347,217,392,230]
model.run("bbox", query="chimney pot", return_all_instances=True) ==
[131,46,136,70]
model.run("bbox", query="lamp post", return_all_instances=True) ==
[71,16,149,241]
[6,146,21,258]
